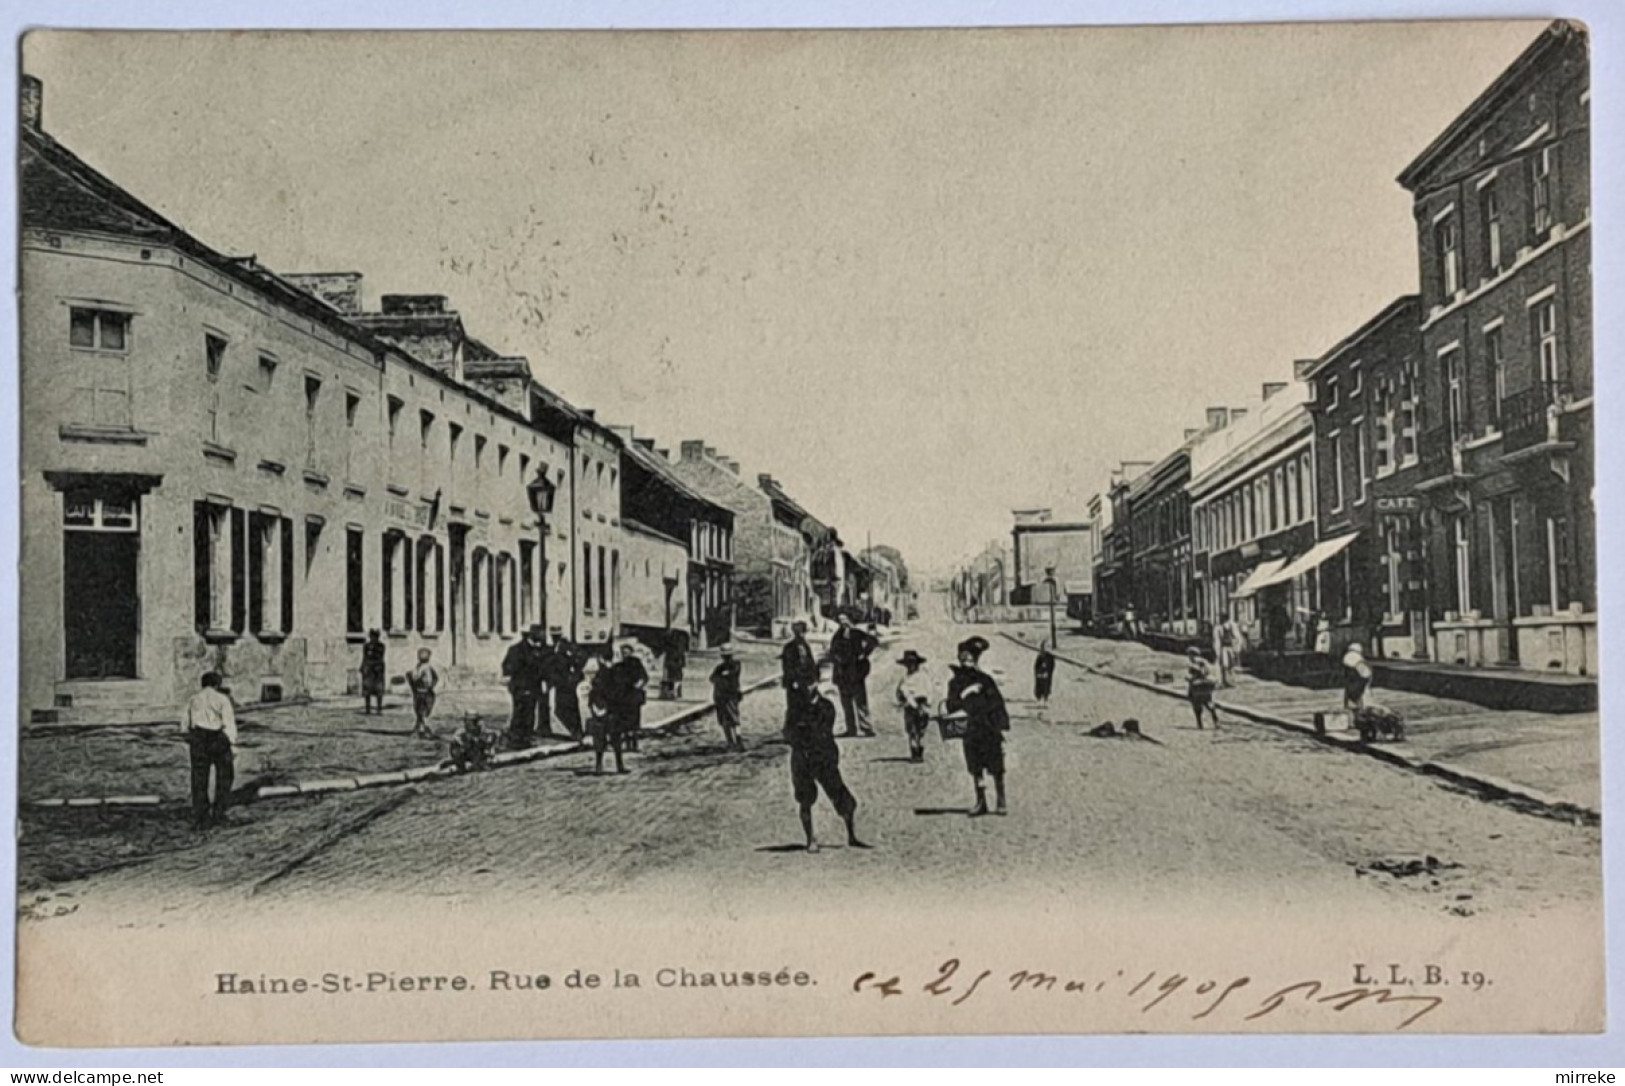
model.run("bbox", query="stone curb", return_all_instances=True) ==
[996,631,1599,827]
[23,674,785,811]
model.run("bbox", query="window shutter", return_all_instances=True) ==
[230,507,247,633]
[435,543,446,632]
[193,503,211,633]
[281,517,295,634]
[247,514,265,634]
[381,535,394,631]
[404,538,416,632]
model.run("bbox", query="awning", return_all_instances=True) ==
[1271,532,1360,586]
[1229,558,1289,600]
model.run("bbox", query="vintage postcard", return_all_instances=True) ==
[13,21,1600,1046]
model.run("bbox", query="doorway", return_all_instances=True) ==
[63,507,140,679]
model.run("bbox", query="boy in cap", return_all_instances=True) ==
[894,649,932,763]
[784,684,866,853]
[944,636,1010,816]
[406,648,440,739]
[1185,646,1219,729]
[711,643,745,751]
[779,620,819,725]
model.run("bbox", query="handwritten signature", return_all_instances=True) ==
[852,959,1445,1031]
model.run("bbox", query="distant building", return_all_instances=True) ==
[670,443,819,637]
[1008,509,1094,622]
[1397,20,1594,674]
[613,430,736,649]
[1188,392,1317,651]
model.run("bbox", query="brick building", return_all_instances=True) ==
[1299,296,1428,659]
[1126,446,1196,636]
[1397,21,1594,675]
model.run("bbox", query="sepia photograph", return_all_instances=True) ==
[11,16,1603,1048]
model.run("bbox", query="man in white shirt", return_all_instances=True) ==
[182,671,237,829]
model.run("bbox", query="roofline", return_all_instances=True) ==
[1012,522,1093,534]
[22,126,563,447]
[1298,294,1421,382]
[621,519,688,548]
[1396,21,1583,190]
[617,437,733,518]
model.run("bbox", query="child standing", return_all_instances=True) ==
[710,644,744,751]
[406,648,440,739]
[1185,646,1219,729]
[894,650,933,763]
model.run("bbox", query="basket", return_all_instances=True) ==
[936,702,968,742]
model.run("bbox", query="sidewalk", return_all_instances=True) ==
[20,646,780,807]
[1007,626,1600,812]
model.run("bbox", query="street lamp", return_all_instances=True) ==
[526,469,558,634]
[1045,566,1059,647]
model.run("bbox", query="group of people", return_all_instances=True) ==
[775,619,1015,851]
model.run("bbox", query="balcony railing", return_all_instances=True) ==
[1502,380,1573,456]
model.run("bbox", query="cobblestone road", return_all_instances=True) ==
[22,613,1599,934]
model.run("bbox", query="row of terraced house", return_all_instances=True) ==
[18,75,902,726]
[1088,22,1595,694]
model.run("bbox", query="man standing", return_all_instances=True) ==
[779,620,819,725]
[359,629,387,715]
[828,613,879,738]
[502,625,548,748]
[945,636,1010,817]
[182,671,237,830]
[613,642,649,752]
[710,643,744,751]
[549,630,585,741]
[784,684,866,853]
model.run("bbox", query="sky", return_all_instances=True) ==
[24,22,1545,577]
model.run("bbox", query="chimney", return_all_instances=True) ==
[1184,428,1201,441]
[721,457,740,475]
[20,75,41,131]
[680,440,707,462]
[379,294,449,316]
[636,437,656,452]
[1229,407,1249,423]
[655,447,670,460]
[1205,407,1229,431]
[1262,381,1288,401]
[285,272,364,315]
[758,473,774,489]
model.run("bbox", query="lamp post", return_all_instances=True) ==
[1045,566,1059,647]
[526,469,558,635]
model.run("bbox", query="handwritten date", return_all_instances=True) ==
[853,958,1445,1031]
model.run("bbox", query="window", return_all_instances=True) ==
[193,502,242,635]
[1547,516,1570,610]
[1356,426,1369,502]
[346,528,365,634]
[1479,179,1503,274]
[387,396,404,441]
[1384,524,1404,621]
[1454,515,1472,613]
[1486,325,1506,424]
[1349,362,1363,399]
[597,544,608,615]
[471,549,487,634]
[449,422,464,462]
[257,353,278,392]
[520,540,536,627]
[582,542,594,611]
[345,391,361,427]
[1300,451,1315,520]
[1443,348,1465,438]
[416,537,442,634]
[382,532,413,632]
[304,518,322,578]
[475,435,487,469]
[1374,386,1395,475]
[1436,214,1461,297]
[1398,381,1419,466]
[1331,434,1345,512]
[205,334,227,380]
[519,453,531,486]
[304,375,322,414]
[69,307,130,351]
[248,513,293,636]
[1530,145,1553,238]
[1286,461,1299,523]
[1326,376,1339,410]
[1536,299,1561,393]
[420,410,435,448]
[498,444,510,476]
